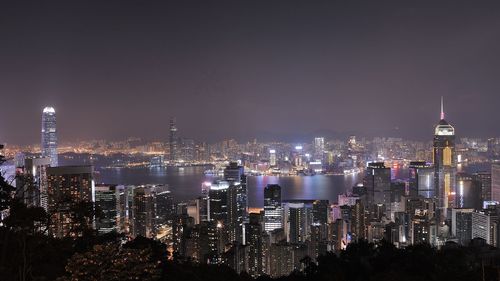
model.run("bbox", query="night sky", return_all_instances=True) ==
[1,1,500,144]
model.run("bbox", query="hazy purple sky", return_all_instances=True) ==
[1,0,500,144]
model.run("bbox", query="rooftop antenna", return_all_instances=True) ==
[440,96,445,120]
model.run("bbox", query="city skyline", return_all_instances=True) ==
[1,1,500,144]
[2,96,499,147]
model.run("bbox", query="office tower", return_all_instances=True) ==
[472,208,499,246]
[472,171,492,203]
[287,204,305,243]
[189,221,219,264]
[47,165,94,238]
[94,184,119,234]
[433,97,456,217]
[409,161,434,198]
[208,180,229,224]
[269,149,277,167]
[41,106,58,167]
[264,184,282,232]
[390,180,406,203]
[456,173,482,210]
[169,117,178,162]
[411,214,430,244]
[293,145,303,167]
[332,218,350,250]
[363,162,391,209]
[245,213,263,277]
[351,199,366,241]
[117,185,131,234]
[269,242,308,278]
[16,157,51,209]
[131,185,157,238]
[312,200,329,225]
[492,164,500,202]
[283,201,313,243]
[224,162,247,243]
[155,188,174,224]
[222,243,249,274]
[313,137,325,161]
[451,208,473,245]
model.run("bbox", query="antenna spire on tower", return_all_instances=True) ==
[440,96,445,120]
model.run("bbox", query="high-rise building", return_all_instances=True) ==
[313,137,325,161]
[433,97,456,218]
[312,200,329,225]
[15,157,51,209]
[471,208,499,246]
[47,165,94,238]
[451,208,473,245]
[224,162,247,243]
[169,117,178,162]
[155,188,175,225]
[472,171,492,203]
[41,106,58,167]
[456,173,482,210]
[491,164,500,203]
[245,213,263,277]
[283,201,313,243]
[95,184,119,234]
[269,149,277,167]
[264,184,282,232]
[363,162,391,209]
[208,180,229,224]
[131,185,157,238]
[409,161,434,199]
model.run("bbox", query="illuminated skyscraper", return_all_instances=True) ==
[95,184,119,234]
[433,97,456,218]
[313,137,325,161]
[16,157,51,209]
[41,107,58,167]
[224,162,247,243]
[169,117,178,162]
[47,165,94,238]
[491,164,500,203]
[269,149,277,167]
[363,162,391,208]
[409,161,434,199]
[264,184,282,232]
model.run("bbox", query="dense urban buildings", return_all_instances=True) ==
[1,102,500,279]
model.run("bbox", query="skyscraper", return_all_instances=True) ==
[433,97,456,218]
[409,161,434,199]
[313,137,325,161]
[95,184,119,234]
[363,162,391,208]
[491,164,500,203]
[224,162,247,243]
[15,157,51,209]
[169,117,178,162]
[47,165,94,238]
[41,107,58,167]
[264,184,282,232]
[269,149,277,167]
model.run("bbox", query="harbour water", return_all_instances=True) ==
[96,165,362,208]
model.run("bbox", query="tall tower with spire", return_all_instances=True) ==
[433,97,456,220]
[169,118,178,162]
[41,106,58,167]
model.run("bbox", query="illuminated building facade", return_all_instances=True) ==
[169,117,178,162]
[433,97,456,218]
[264,184,282,232]
[95,184,119,234]
[47,165,94,238]
[41,106,58,167]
